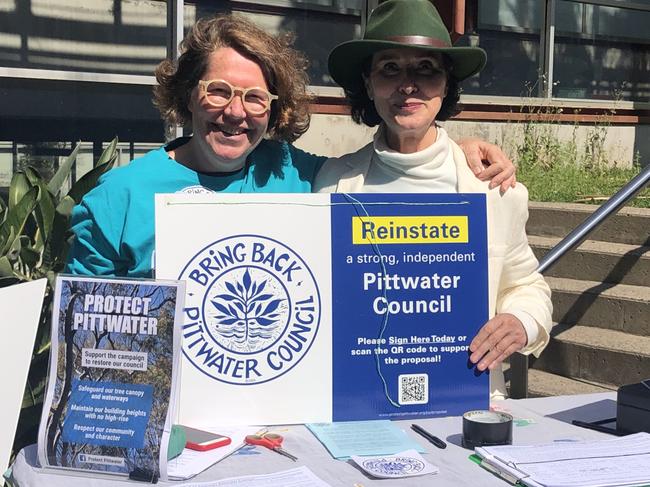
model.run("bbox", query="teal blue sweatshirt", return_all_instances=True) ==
[65,138,326,278]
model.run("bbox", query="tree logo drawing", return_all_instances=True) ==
[205,267,288,354]
[179,235,321,385]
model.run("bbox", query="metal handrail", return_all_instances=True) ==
[509,163,650,399]
[538,164,650,274]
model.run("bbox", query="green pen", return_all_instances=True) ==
[468,454,522,486]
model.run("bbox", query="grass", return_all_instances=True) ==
[517,163,650,208]
[504,109,650,208]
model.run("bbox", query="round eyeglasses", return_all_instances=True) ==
[198,79,278,115]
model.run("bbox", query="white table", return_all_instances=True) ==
[8,394,617,487]
[517,392,617,420]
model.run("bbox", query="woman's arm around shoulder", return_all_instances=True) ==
[456,137,517,191]
[285,143,327,186]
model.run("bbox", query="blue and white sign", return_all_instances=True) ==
[330,193,488,421]
[61,380,153,449]
[155,193,488,425]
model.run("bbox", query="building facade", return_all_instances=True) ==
[1,0,649,195]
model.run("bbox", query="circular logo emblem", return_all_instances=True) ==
[179,235,321,385]
[178,185,215,195]
[362,456,425,477]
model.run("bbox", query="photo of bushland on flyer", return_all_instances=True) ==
[37,275,184,481]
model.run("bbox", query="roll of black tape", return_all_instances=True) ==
[462,410,513,449]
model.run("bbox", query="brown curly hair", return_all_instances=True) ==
[154,14,312,142]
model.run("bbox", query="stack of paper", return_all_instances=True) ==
[475,432,650,487]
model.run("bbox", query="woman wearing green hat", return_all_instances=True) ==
[315,0,553,400]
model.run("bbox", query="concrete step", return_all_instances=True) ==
[530,236,650,287]
[526,369,615,398]
[532,324,650,386]
[546,276,650,335]
[527,202,650,246]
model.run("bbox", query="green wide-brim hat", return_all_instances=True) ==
[328,0,486,92]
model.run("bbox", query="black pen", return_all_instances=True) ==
[411,423,447,449]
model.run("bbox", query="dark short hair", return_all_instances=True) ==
[154,14,312,142]
[348,54,461,127]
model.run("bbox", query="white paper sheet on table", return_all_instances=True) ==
[305,420,425,459]
[476,432,650,487]
[521,453,650,487]
[168,425,260,480]
[176,466,330,487]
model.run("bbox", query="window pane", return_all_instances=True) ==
[232,0,362,13]
[0,141,12,188]
[458,0,542,97]
[0,0,167,75]
[15,141,72,188]
[76,143,95,178]
[553,1,650,102]
[1,78,163,141]
[555,1,583,33]
[185,1,361,87]
[0,77,164,193]
[477,0,544,30]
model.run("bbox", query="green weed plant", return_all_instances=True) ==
[508,90,648,207]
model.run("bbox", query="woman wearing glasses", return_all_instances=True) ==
[66,14,515,278]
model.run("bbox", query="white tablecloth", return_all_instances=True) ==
[8,394,616,487]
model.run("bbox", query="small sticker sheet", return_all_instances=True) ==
[351,449,439,479]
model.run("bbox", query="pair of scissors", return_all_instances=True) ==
[244,433,298,461]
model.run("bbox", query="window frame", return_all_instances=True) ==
[0,0,649,114]
[463,0,650,108]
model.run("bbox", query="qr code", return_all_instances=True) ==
[398,373,428,405]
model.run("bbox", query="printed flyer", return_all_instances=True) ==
[37,275,185,480]
[155,193,488,425]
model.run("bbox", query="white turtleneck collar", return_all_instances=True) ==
[364,124,458,193]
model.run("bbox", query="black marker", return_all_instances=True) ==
[129,467,159,483]
[411,423,447,449]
